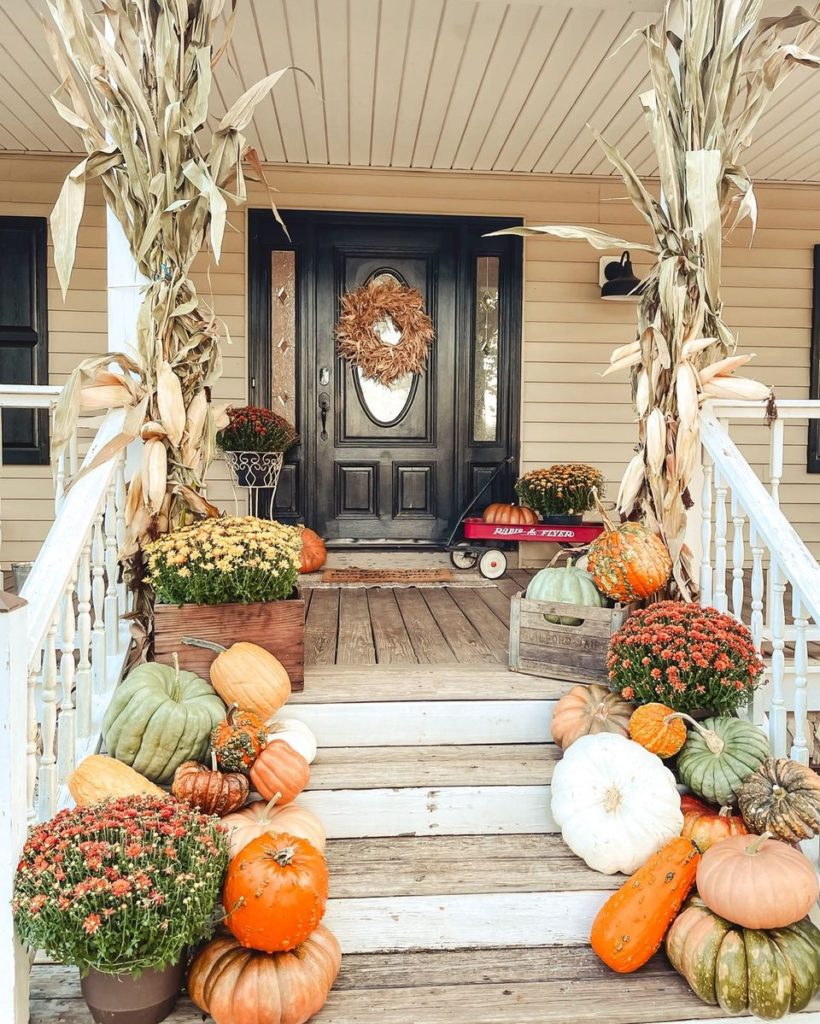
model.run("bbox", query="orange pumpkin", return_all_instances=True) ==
[299,527,327,574]
[588,516,671,602]
[171,755,249,817]
[211,703,268,774]
[482,503,539,525]
[250,739,310,805]
[223,833,329,953]
[628,703,687,758]
[188,927,342,1024]
[680,793,714,816]
[590,836,700,973]
[680,804,747,852]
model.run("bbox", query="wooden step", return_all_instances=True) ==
[31,949,820,1023]
[308,744,560,789]
[325,834,619,897]
[292,663,573,703]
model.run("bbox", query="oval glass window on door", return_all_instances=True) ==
[354,270,418,426]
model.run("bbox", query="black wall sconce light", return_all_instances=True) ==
[599,251,644,301]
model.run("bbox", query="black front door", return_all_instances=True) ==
[248,211,522,544]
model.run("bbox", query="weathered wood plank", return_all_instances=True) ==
[393,587,457,663]
[368,588,418,664]
[325,834,619,896]
[280,699,555,746]
[336,588,376,664]
[449,586,510,662]
[309,744,559,789]
[296,785,555,837]
[295,664,572,703]
[305,588,340,665]
[421,588,497,663]
[474,584,514,627]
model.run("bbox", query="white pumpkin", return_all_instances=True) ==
[551,733,683,875]
[267,716,318,764]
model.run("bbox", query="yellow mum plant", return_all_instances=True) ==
[145,517,302,606]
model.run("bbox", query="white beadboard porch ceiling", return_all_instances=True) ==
[1,0,820,181]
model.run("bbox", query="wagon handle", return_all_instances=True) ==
[445,456,515,549]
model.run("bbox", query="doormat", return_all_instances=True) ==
[320,567,454,584]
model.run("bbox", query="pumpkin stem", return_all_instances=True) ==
[663,713,725,755]
[259,793,283,821]
[170,652,182,703]
[744,832,773,855]
[182,636,227,654]
[226,703,239,727]
[269,844,296,867]
[591,488,613,532]
[210,750,218,772]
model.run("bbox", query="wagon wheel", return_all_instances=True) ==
[479,548,507,580]
[449,543,480,570]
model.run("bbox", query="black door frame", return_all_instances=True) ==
[248,209,523,540]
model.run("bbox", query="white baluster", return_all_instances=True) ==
[730,494,745,621]
[55,450,66,514]
[91,509,107,703]
[768,558,787,758]
[58,567,78,785]
[700,447,713,607]
[791,591,810,766]
[104,479,119,656]
[115,451,127,626]
[712,464,728,612]
[769,418,784,508]
[26,655,41,823]
[38,612,60,821]
[76,533,93,738]
[749,524,764,654]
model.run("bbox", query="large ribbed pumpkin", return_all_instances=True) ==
[101,659,225,784]
[482,503,539,525]
[68,755,164,805]
[250,739,310,805]
[171,756,249,817]
[666,897,820,1020]
[587,520,671,602]
[550,684,632,750]
[676,715,770,807]
[188,927,341,1024]
[221,796,326,858]
[526,561,605,625]
[184,638,291,720]
[738,757,820,842]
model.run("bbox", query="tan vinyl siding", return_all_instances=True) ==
[1,154,818,565]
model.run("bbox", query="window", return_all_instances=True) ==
[0,216,49,464]
[472,255,500,443]
[810,244,820,472]
[271,249,296,424]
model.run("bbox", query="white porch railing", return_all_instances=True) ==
[698,399,820,765]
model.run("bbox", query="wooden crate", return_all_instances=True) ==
[154,598,305,692]
[509,593,631,685]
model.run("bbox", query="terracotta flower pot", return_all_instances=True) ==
[80,961,184,1024]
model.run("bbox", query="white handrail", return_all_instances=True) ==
[705,398,820,420]
[0,385,62,410]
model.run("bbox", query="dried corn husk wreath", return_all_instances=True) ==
[336,279,435,385]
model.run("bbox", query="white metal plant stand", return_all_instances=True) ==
[222,450,284,519]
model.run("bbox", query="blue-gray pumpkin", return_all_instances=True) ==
[102,659,226,784]
[526,561,605,625]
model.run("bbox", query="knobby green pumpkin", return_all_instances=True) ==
[525,561,605,625]
[666,897,820,1020]
[102,657,225,784]
[676,716,769,807]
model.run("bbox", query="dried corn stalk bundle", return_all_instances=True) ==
[45,0,295,639]
[494,0,820,598]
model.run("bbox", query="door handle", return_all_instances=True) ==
[318,392,330,441]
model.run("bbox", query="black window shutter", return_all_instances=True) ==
[0,216,49,465]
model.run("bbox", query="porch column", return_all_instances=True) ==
[107,207,143,361]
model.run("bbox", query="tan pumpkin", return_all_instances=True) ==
[221,795,326,857]
[299,527,327,573]
[738,756,820,843]
[171,754,250,817]
[629,703,687,759]
[188,927,341,1024]
[184,637,291,720]
[68,755,164,805]
[482,503,539,525]
[697,832,819,929]
[550,684,633,750]
[250,739,310,805]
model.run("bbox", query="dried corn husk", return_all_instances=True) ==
[184,391,209,445]
[141,440,167,514]
[80,382,134,411]
[141,421,166,441]
[697,354,755,384]
[635,370,651,417]
[617,452,647,517]
[646,409,666,474]
[156,362,186,448]
[701,377,772,401]
[675,363,700,430]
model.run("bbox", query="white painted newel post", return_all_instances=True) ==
[0,593,32,1024]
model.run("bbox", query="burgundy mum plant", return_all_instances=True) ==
[607,601,764,714]
[216,406,298,454]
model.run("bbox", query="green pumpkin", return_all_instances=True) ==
[676,716,769,806]
[102,659,225,784]
[525,561,605,625]
[666,897,820,1020]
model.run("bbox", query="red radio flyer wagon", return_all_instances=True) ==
[446,458,605,579]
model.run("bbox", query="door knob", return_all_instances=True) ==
[318,391,330,441]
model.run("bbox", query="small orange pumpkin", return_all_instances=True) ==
[482,503,539,526]
[223,832,329,952]
[680,804,747,852]
[590,837,701,973]
[680,793,714,816]
[250,739,310,805]
[629,703,687,758]
[211,703,268,774]
[588,511,671,602]
[299,527,327,574]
